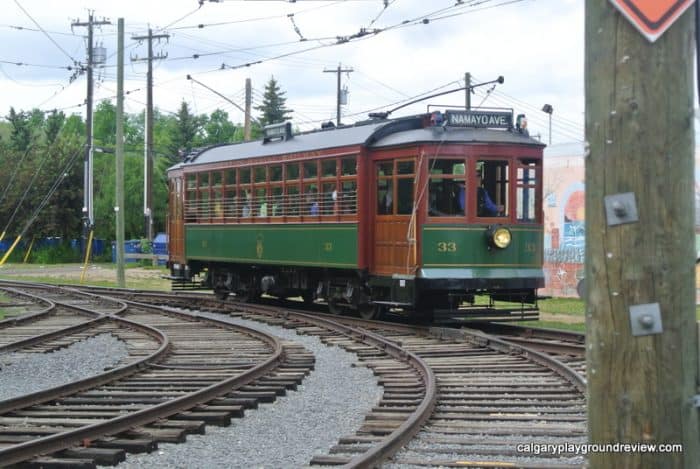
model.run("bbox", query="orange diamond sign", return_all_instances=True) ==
[610,0,695,42]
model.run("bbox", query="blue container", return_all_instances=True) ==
[124,240,141,254]
[92,239,104,256]
[153,233,168,255]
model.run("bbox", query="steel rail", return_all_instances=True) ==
[0,287,129,353]
[430,326,586,392]
[0,286,55,326]
[0,300,284,466]
[236,303,437,469]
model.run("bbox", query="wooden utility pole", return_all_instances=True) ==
[115,18,125,288]
[323,63,353,126]
[244,78,252,141]
[464,72,471,110]
[132,29,169,241]
[585,1,698,467]
[72,13,110,247]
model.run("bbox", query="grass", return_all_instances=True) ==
[0,263,170,291]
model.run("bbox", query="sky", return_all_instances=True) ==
[0,0,585,145]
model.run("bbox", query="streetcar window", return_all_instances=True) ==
[254,166,266,183]
[475,160,508,217]
[199,191,209,220]
[341,156,357,176]
[270,165,282,182]
[214,188,223,217]
[185,189,196,222]
[377,161,393,176]
[225,189,237,219]
[397,161,414,175]
[241,188,252,217]
[516,160,539,222]
[225,169,236,186]
[377,179,393,215]
[285,163,299,180]
[186,174,197,190]
[287,185,300,216]
[321,182,336,214]
[322,159,336,178]
[199,172,210,188]
[397,178,414,215]
[304,184,319,215]
[271,186,283,216]
[240,168,251,184]
[304,161,317,179]
[428,159,465,217]
[212,171,222,187]
[256,187,267,216]
[341,181,357,214]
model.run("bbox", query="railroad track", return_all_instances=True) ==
[4,285,588,467]
[114,290,587,467]
[0,285,314,467]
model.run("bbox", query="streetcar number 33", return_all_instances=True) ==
[437,242,457,252]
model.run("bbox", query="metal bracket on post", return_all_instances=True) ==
[629,303,663,336]
[604,192,638,226]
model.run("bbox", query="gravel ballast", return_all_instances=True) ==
[0,333,129,401]
[0,311,383,467]
[120,312,382,469]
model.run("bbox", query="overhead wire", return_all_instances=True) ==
[12,0,79,65]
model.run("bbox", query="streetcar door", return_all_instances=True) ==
[168,176,185,263]
[372,159,417,275]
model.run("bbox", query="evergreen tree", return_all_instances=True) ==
[6,107,31,151]
[44,110,65,145]
[170,101,205,159]
[203,109,237,144]
[255,76,293,126]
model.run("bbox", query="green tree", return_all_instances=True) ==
[44,110,65,145]
[6,107,31,151]
[256,76,293,126]
[93,100,116,146]
[169,101,205,158]
[203,109,237,144]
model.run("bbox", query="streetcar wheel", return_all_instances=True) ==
[302,290,315,305]
[328,298,343,315]
[214,289,230,301]
[237,289,259,303]
[358,303,380,320]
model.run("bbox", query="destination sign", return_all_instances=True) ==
[445,110,512,129]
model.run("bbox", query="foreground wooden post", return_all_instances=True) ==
[585,1,699,467]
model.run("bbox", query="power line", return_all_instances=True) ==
[13,0,79,65]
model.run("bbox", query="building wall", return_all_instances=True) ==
[541,143,586,297]
[540,143,700,298]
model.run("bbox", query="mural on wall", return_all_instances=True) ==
[541,143,700,299]
[542,150,585,297]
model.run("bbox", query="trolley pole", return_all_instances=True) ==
[585,1,698,467]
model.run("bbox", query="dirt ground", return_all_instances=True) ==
[0,264,167,286]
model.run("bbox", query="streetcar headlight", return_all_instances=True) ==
[487,225,511,249]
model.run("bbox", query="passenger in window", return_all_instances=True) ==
[259,201,268,217]
[380,191,392,214]
[456,181,466,212]
[242,190,252,217]
[308,188,319,215]
[477,171,503,216]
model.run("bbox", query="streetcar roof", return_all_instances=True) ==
[170,115,543,170]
